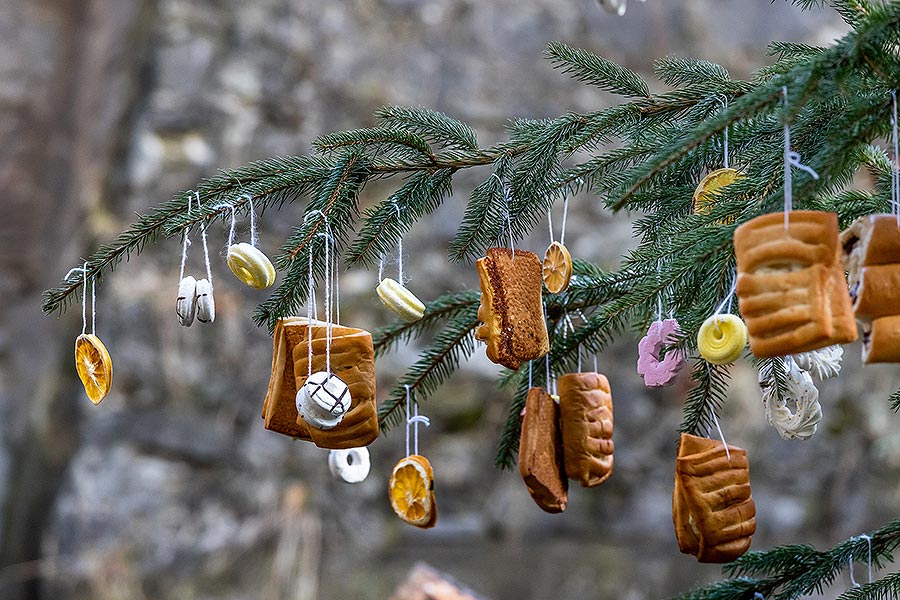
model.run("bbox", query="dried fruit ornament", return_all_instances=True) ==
[389,386,437,528]
[68,264,113,405]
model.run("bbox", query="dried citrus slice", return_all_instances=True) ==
[691,168,744,224]
[74,333,112,405]
[389,454,437,528]
[542,242,572,293]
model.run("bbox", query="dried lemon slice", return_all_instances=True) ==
[75,334,112,405]
[542,242,572,293]
[389,454,437,528]
[227,242,276,289]
[691,168,744,224]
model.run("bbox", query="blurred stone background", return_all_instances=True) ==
[2,1,898,599]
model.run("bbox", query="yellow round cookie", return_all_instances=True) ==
[697,314,748,364]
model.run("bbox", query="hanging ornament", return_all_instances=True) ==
[596,0,645,17]
[388,387,437,528]
[475,248,550,370]
[542,200,573,294]
[376,203,426,322]
[758,357,822,441]
[841,214,900,363]
[195,278,215,323]
[328,447,371,484]
[68,264,113,405]
[518,386,567,513]
[176,275,198,327]
[692,169,743,224]
[698,314,748,365]
[222,196,276,289]
[638,319,686,387]
[297,371,351,430]
[175,193,216,326]
[791,344,842,380]
[672,433,756,563]
[558,371,614,487]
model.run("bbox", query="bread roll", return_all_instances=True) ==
[558,372,614,487]
[862,316,900,363]
[518,387,567,513]
[852,265,900,319]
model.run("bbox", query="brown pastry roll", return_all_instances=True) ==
[292,320,378,449]
[852,265,900,319]
[475,248,550,370]
[734,211,857,357]
[673,433,756,563]
[262,317,313,439]
[558,372,614,487]
[862,316,900,363]
[841,214,900,284]
[518,387,567,513]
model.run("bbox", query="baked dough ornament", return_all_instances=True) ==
[558,372,614,487]
[328,447,371,484]
[840,214,900,363]
[176,194,216,325]
[691,168,744,225]
[222,197,275,289]
[195,278,215,323]
[672,433,757,563]
[518,387,568,513]
[758,358,822,440]
[376,277,425,322]
[697,314,748,364]
[296,371,351,430]
[638,319,686,387]
[734,210,857,357]
[475,248,550,370]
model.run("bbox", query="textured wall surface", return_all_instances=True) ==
[4,2,896,600]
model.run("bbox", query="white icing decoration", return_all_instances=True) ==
[791,345,842,380]
[759,358,822,441]
[297,371,351,430]
[176,276,197,327]
[328,447,371,483]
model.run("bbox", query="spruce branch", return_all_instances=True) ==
[314,127,434,159]
[654,56,731,87]
[375,105,478,151]
[545,41,650,98]
[372,290,481,358]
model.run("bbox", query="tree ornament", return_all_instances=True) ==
[389,454,437,528]
[691,168,743,225]
[697,314,747,364]
[227,242,275,289]
[637,319,686,387]
[792,344,842,380]
[758,358,822,441]
[595,0,645,17]
[542,242,572,294]
[75,334,113,406]
[175,275,198,327]
[734,211,857,357]
[518,387,567,513]
[841,214,900,363]
[195,278,215,323]
[475,248,550,370]
[558,372,614,487]
[672,433,756,563]
[297,371,351,430]
[328,447,371,484]
[376,277,425,322]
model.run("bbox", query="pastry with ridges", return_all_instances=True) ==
[558,372,614,487]
[518,387,567,513]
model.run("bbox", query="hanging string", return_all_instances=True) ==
[209,202,238,249]
[545,353,551,392]
[196,192,213,286]
[240,194,259,248]
[859,534,873,584]
[404,384,430,457]
[528,360,533,389]
[307,243,314,379]
[378,255,384,282]
[713,271,738,317]
[720,96,731,169]
[782,86,820,231]
[890,90,898,222]
[547,209,554,243]
[849,552,860,588]
[322,228,333,374]
[179,195,192,283]
[560,196,569,246]
[302,210,329,377]
[393,202,404,284]
[656,259,664,322]
[710,401,732,463]
[83,265,89,335]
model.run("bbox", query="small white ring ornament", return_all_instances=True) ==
[195,278,215,324]
[328,447,371,483]
[297,371,352,430]
[176,276,198,327]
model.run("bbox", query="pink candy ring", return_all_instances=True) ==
[637,319,686,387]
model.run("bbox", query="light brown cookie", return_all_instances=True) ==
[852,264,900,319]
[673,433,756,563]
[862,316,900,363]
[841,214,900,285]
[518,387,567,513]
[734,211,857,357]
[262,317,313,439]
[475,248,550,370]
[558,372,614,487]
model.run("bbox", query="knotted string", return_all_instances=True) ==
[209,202,238,249]
[405,384,430,457]
[66,264,96,336]
[782,86,820,231]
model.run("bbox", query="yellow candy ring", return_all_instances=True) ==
[697,314,748,364]
[227,242,276,289]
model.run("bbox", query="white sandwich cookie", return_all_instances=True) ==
[297,371,352,430]
[195,278,215,324]
[176,276,198,327]
[376,277,426,322]
[328,447,371,483]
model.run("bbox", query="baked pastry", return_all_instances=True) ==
[697,314,747,364]
[518,387,567,513]
[475,248,550,370]
[292,320,378,449]
[862,316,900,363]
[262,317,313,440]
[558,372,614,487]
[849,265,900,319]
[672,433,756,563]
[734,211,857,357]
[638,319,686,386]
[841,214,900,282]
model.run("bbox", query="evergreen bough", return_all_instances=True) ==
[42,1,900,597]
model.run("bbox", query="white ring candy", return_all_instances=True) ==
[328,447,371,483]
[176,276,197,327]
[297,371,351,430]
[195,278,215,324]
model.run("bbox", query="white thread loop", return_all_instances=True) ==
[547,209,554,243]
[66,264,97,336]
[196,192,213,285]
[782,86,820,231]
[713,272,738,316]
[859,534,873,584]
[240,194,258,248]
[710,407,731,463]
[393,202,404,284]
[849,552,860,588]
[179,195,192,283]
[378,255,384,281]
[560,196,569,246]
[405,385,430,457]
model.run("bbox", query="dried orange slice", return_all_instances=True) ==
[389,454,437,528]
[542,242,572,293]
[74,334,112,405]
[691,168,744,224]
